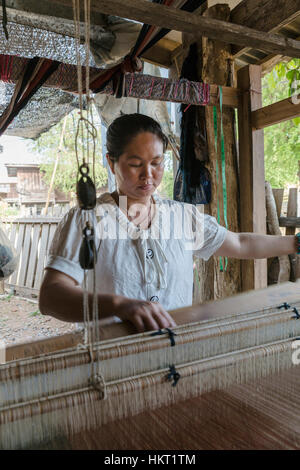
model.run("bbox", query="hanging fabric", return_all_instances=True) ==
[174,42,211,204]
[0,1,205,136]
[213,87,228,272]
[0,56,60,136]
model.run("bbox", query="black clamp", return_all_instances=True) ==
[151,328,177,347]
[278,302,291,310]
[76,163,96,210]
[79,222,97,270]
[167,365,181,387]
[292,307,300,320]
[278,302,300,320]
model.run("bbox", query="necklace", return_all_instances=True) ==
[112,191,154,229]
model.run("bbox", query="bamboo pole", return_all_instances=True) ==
[43,115,68,216]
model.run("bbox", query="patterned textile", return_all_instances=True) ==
[0,56,60,136]
[101,73,211,106]
[1,55,211,106]
[0,55,103,93]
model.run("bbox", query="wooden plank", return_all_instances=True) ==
[26,224,41,288]
[9,222,17,248]
[286,189,298,235]
[1,6,113,42]
[47,223,58,253]
[33,224,50,290]
[10,223,25,285]
[5,284,40,298]
[272,188,284,219]
[14,217,62,224]
[279,217,300,228]
[258,36,300,76]
[142,37,180,68]
[237,64,267,291]
[52,0,300,57]
[210,85,240,108]
[231,0,300,58]
[266,182,290,284]
[142,44,172,68]
[231,0,300,33]
[286,188,298,281]
[252,95,300,130]
[18,224,32,287]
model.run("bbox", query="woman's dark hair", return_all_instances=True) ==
[106,113,168,161]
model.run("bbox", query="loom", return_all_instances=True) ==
[1,281,299,450]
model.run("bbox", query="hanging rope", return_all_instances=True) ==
[72,0,105,399]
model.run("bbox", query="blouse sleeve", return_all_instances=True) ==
[45,207,87,284]
[193,213,227,261]
[183,203,227,261]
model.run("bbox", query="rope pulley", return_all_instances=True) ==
[79,221,97,270]
[76,163,96,210]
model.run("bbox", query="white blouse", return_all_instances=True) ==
[46,192,227,311]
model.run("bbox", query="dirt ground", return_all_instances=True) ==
[0,294,78,346]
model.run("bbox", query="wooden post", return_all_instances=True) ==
[237,64,267,291]
[286,188,300,282]
[266,182,290,284]
[180,4,241,303]
[272,188,284,219]
[44,115,68,216]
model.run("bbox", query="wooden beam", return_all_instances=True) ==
[231,0,300,58]
[252,95,300,129]
[258,35,300,76]
[210,85,240,108]
[0,6,112,42]
[231,0,300,33]
[5,0,106,24]
[142,37,180,68]
[142,44,172,68]
[51,0,300,58]
[237,64,267,291]
[279,217,300,228]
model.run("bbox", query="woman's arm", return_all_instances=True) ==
[215,231,298,259]
[39,268,176,332]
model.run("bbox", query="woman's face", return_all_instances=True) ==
[107,132,165,201]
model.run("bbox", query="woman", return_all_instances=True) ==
[39,114,299,332]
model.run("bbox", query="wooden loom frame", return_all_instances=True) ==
[1,281,300,449]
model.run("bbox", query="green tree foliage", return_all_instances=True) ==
[158,150,175,199]
[29,108,108,199]
[263,59,300,188]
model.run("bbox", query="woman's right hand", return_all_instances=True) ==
[113,295,177,333]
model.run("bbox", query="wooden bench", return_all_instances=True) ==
[2,217,61,297]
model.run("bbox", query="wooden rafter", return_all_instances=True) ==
[257,35,300,76]
[252,95,300,129]
[231,0,300,58]
[50,0,300,58]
